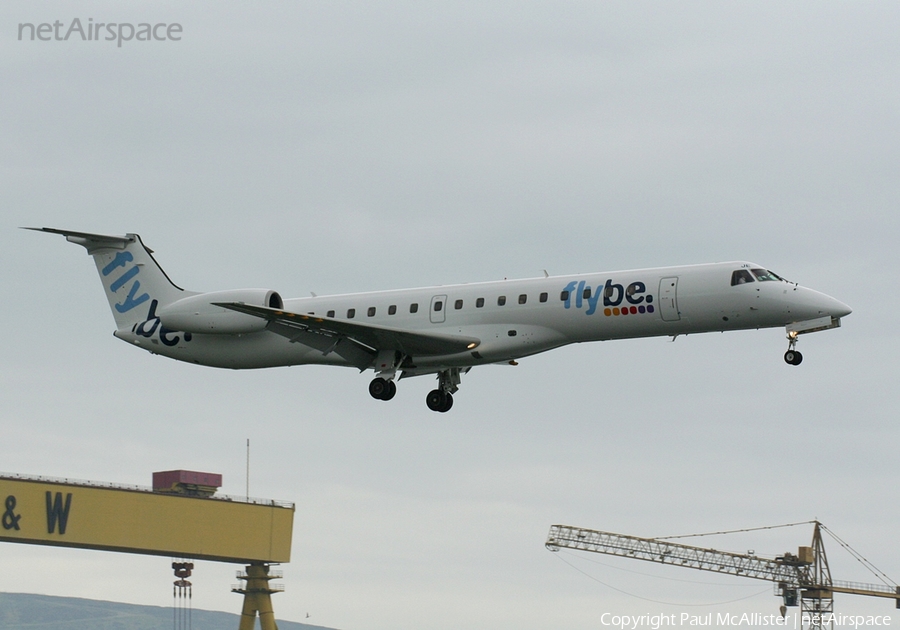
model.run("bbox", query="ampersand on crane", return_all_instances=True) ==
[2,496,21,531]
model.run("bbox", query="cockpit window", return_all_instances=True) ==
[751,268,783,282]
[731,270,755,285]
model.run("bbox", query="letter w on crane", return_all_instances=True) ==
[46,491,72,535]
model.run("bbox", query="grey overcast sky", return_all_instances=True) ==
[2,2,899,629]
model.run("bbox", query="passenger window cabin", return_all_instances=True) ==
[324,288,562,323]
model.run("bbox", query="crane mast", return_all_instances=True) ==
[546,522,899,630]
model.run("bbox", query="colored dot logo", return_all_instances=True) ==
[604,305,655,316]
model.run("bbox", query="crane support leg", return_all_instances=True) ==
[234,562,282,630]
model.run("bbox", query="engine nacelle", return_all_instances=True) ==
[157,289,283,334]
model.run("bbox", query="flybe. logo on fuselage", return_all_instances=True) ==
[562,279,655,317]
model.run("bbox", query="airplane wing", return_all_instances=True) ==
[213,302,481,366]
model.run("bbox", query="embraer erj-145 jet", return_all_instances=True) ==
[30,228,852,412]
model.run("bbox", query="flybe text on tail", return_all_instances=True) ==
[102,251,149,313]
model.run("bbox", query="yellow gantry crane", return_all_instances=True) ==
[1,471,294,630]
[546,521,899,630]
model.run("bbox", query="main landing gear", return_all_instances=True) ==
[784,331,803,366]
[368,377,396,401]
[369,368,463,412]
[426,389,453,413]
[426,368,461,413]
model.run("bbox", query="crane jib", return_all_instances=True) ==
[545,523,900,610]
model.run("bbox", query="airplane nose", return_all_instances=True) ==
[831,299,852,318]
[793,287,852,320]
[816,292,852,318]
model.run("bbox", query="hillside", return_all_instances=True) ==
[0,593,338,630]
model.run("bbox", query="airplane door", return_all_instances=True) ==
[658,277,680,321]
[430,294,447,324]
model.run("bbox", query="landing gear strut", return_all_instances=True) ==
[369,351,404,401]
[784,331,803,366]
[368,377,397,400]
[368,366,466,411]
[426,368,462,413]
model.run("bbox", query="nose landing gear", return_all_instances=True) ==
[784,350,803,365]
[784,331,803,366]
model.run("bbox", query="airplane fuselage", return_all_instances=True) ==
[30,228,851,412]
[114,261,848,371]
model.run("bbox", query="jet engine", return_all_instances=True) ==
[157,289,283,334]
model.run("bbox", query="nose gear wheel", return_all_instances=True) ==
[784,331,803,366]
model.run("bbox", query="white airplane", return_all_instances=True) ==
[29,228,852,412]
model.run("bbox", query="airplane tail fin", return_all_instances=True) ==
[25,228,193,330]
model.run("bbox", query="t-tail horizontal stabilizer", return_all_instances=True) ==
[25,227,190,330]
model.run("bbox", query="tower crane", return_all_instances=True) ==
[546,521,899,630]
